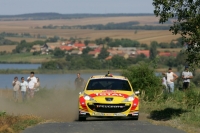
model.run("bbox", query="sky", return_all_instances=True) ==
[0,0,154,15]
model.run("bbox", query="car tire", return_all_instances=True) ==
[130,114,139,120]
[78,116,86,121]
[132,116,139,120]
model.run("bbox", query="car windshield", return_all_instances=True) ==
[86,79,132,91]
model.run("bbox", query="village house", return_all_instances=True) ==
[40,43,51,54]
[87,43,99,49]
[73,43,86,49]
[88,48,101,58]
[40,42,61,54]
[158,51,177,57]
[30,45,41,52]
[136,50,150,58]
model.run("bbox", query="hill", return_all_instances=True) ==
[0,13,154,21]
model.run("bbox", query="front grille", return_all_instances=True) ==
[88,103,130,113]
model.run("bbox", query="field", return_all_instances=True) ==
[0,45,16,52]
[0,53,52,63]
[0,16,181,45]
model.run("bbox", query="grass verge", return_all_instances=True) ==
[0,112,42,133]
[140,89,200,133]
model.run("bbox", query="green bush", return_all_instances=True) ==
[185,89,200,109]
[122,62,162,101]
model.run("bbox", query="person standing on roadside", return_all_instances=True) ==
[166,67,178,93]
[27,71,37,99]
[20,77,28,102]
[182,66,193,91]
[161,72,168,92]
[35,77,40,92]
[12,76,20,102]
[75,73,84,90]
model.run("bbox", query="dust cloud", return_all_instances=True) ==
[0,88,80,122]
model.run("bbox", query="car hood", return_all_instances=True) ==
[83,90,135,101]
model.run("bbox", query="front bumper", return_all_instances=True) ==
[79,102,139,117]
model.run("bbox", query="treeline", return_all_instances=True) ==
[0,32,47,39]
[0,36,18,45]
[0,13,154,20]
[40,21,171,30]
[94,37,183,49]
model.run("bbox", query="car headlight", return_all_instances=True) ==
[84,93,96,102]
[123,95,135,102]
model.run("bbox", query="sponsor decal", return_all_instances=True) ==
[88,90,130,98]
[96,105,124,108]
[89,92,129,98]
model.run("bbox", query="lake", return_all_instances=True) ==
[0,72,121,89]
[0,64,41,69]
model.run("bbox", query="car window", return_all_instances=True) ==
[86,79,132,91]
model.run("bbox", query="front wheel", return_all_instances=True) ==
[132,116,139,120]
[78,116,86,121]
[130,114,139,120]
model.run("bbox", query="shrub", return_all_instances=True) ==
[185,89,200,109]
[122,62,162,101]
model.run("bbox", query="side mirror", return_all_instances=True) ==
[135,91,140,95]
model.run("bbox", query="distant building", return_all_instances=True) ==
[136,50,150,58]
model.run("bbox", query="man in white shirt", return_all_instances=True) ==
[182,66,193,91]
[20,77,28,102]
[27,71,37,99]
[166,67,178,93]
[12,76,21,102]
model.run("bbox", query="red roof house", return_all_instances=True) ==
[73,43,86,48]
[158,52,177,57]
[136,50,150,58]
[105,56,113,60]
[60,46,73,51]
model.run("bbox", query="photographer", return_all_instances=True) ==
[182,66,193,91]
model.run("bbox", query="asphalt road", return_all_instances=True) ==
[23,118,186,133]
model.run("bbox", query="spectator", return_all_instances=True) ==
[161,72,168,92]
[27,71,37,99]
[182,66,193,91]
[75,73,85,90]
[166,67,178,93]
[12,76,20,102]
[20,77,28,102]
[35,77,40,92]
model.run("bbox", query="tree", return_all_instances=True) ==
[122,62,161,101]
[153,0,200,66]
[84,40,90,46]
[82,47,92,55]
[98,47,109,60]
[111,55,128,69]
[53,48,65,58]
[149,41,158,60]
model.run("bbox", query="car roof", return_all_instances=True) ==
[90,75,128,80]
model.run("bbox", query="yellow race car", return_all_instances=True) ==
[78,72,139,121]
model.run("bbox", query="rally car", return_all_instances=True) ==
[78,72,140,121]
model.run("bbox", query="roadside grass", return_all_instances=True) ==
[0,111,42,133]
[140,88,200,133]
